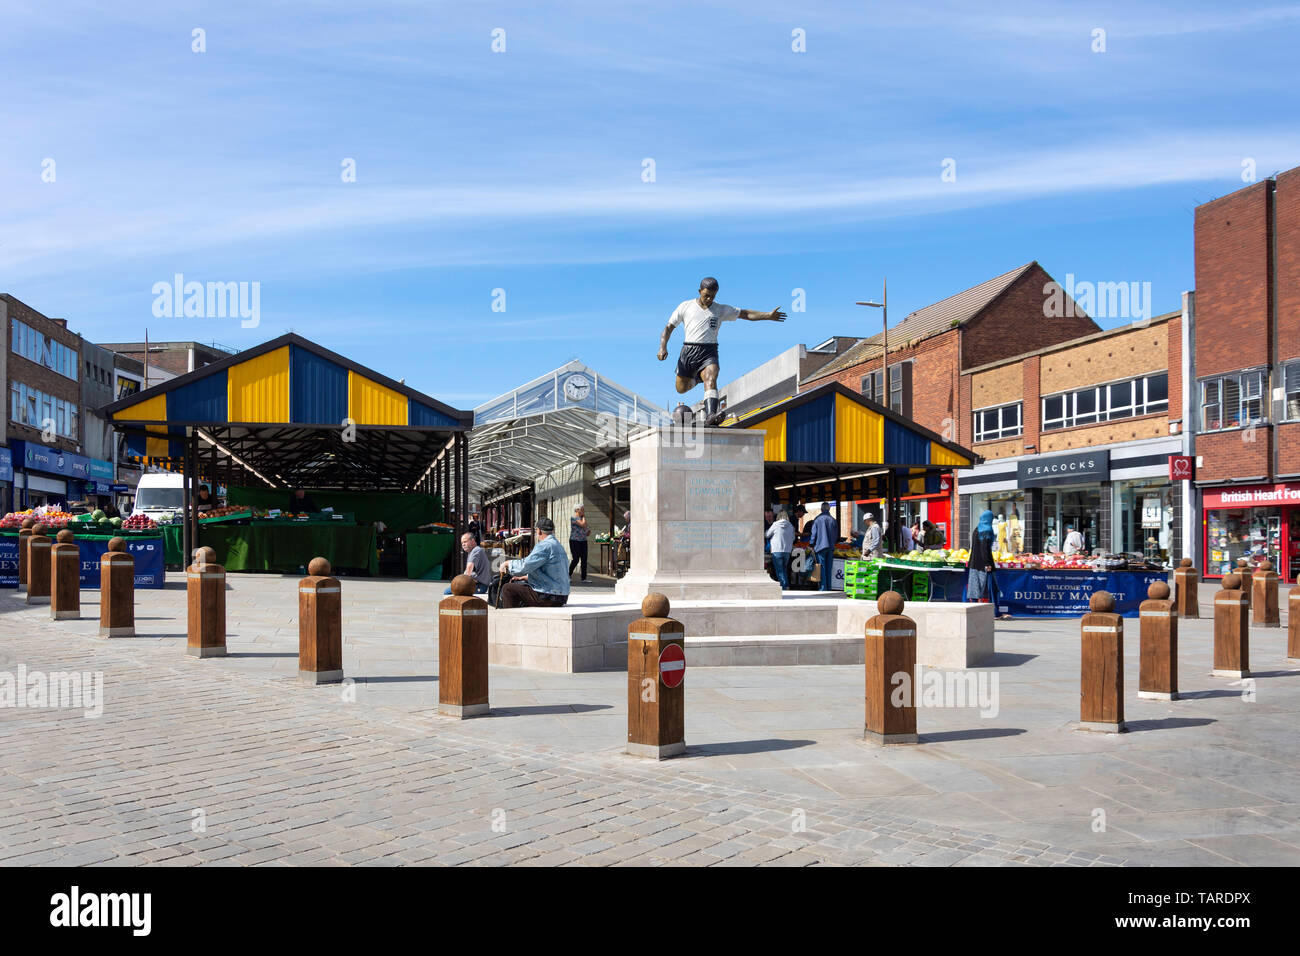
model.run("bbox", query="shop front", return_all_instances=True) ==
[1200,482,1300,581]
[9,440,114,510]
[958,438,1185,561]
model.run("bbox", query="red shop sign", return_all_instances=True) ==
[1201,483,1300,509]
[1168,455,1194,481]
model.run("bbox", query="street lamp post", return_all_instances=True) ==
[856,281,890,549]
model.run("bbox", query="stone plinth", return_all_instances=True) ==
[614,426,781,602]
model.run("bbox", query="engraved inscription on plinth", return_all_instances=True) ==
[615,426,781,602]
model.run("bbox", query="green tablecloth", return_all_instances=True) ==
[162,524,184,565]
[159,524,378,574]
[406,532,453,580]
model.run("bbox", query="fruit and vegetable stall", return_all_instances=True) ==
[0,508,165,589]
[839,547,1169,617]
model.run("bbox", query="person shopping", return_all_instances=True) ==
[967,509,997,604]
[765,509,795,590]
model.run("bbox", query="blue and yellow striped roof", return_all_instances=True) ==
[101,333,472,432]
[728,382,976,470]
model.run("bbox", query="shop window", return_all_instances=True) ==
[1199,369,1266,432]
[973,402,1022,442]
[1286,362,1300,421]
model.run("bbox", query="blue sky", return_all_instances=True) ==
[4,1,1299,413]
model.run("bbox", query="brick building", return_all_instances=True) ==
[1192,166,1300,581]
[798,262,1098,542]
[1,294,115,509]
[956,309,1189,562]
[98,340,234,388]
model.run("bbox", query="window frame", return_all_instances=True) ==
[1198,368,1268,433]
[973,401,1023,443]
[1043,372,1171,432]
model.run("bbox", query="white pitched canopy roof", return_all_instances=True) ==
[469,360,668,493]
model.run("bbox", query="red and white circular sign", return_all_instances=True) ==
[658,642,685,688]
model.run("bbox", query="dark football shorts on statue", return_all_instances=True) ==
[675,342,720,383]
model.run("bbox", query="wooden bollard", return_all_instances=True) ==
[865,590,918,744]
[1237,558,1254,611]
[17,517,34,591]
[299,556,343,684]
[1173,557,1199,618]
[1252,560,1280,628]
[1212,573,1249,679]
[99,537,135,637]
[1138,581,1177,701]
[186,546,227,658]
[1288,585,1300,661]
[50,529,80,621]
[627,593,685,759]
[26,523,51,605]
[438,573,488,716]
[1080,591,1125,733]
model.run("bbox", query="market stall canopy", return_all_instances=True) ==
[98,333,473,492]
[726,381,978,495]
[470,360,669,495]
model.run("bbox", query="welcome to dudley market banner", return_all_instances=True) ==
[0,535,165,590]
[991,569,1166,618]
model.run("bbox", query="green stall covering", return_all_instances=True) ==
[406,531,453,580]
[226,487,443,534]
[162,524,184,565]
[196,525,379,575]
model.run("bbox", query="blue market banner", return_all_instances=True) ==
[989,569,1167,618]
[0,535,164,590]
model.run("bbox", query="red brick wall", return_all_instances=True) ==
[2,295,83,455]
[961,264,1100,370]
[1196,429,1271,484]
[804,330,961,437]
[1277,169,1300,364]
[1193,180,1273,378]
[1279,422,1300,477]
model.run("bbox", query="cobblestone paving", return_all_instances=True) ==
[1,599,1121,867]
[4,577,1298,866]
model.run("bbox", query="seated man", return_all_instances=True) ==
[445,532,491,595]
[500,517,571,608]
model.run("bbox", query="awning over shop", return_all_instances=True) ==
[98,332,475,574]
[99,333,472,492]
[470,360,668,494]
[726,382,978,498]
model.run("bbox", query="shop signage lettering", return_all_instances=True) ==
[992,568,1163,618]
[0,536,164,589]
[0,447,11,482]
[1017,451,1109,488]
[13,441,114,481]
[1202,483,1300,508]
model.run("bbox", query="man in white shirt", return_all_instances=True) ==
[657,277,786,425]
[861,513,884,559]
[1063,524,1086,555]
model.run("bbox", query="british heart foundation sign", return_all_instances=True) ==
[1168,455,1194,481]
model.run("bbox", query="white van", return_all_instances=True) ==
[130,474,186,521]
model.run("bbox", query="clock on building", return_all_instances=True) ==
[563,374,591,403]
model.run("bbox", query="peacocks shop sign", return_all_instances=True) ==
[1016,450,1110,488]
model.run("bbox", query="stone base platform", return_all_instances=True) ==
[487,592,995,674]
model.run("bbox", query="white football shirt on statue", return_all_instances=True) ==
[668,299,741,344]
